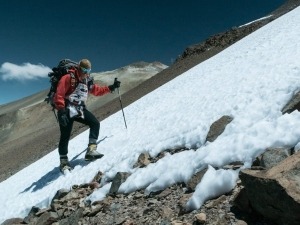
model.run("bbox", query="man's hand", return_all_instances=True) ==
[57,109,69,127]
[108,78,121,92]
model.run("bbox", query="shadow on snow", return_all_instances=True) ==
[20,136,109,193]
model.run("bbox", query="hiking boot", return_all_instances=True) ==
[59,156,72,173]
[85,144,104,161]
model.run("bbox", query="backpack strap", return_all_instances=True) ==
[70,72,78,88]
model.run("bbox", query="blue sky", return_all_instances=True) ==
[0,0,284,104]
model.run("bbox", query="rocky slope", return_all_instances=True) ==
[3,115,300,225]
[2,1,300,225]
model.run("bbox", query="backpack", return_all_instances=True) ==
[45,59,78,107]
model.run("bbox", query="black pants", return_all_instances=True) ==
[58,108,100,156]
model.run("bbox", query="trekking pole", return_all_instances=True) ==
[115,78,127,129]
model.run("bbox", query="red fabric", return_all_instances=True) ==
[54,68,110,110]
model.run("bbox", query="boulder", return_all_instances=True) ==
[240,151,300,225]
[205,115,233,143]
[281,91,300,114]
[259,146,293,169]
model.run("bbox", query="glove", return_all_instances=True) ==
[57,109,69,127]
[108,78,121,92]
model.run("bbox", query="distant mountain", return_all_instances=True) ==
[88,61,167,110]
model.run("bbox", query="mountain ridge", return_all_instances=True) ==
[1,1,300,224]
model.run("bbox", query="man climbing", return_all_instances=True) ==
[54,59,120,172]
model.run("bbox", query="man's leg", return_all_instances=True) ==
[75,109,100,143]
[75,109,103,160]
[58,119,74,156]
[58,118,74,171]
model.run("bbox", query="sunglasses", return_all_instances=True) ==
[80,67,91,74]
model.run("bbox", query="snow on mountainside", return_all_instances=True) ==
[2,3,300,224]
[1,2,300,224]
[93,61,167,86]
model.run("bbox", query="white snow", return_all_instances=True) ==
[1,6,300,223]
[239,15,273,27]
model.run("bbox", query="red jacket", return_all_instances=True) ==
[54,69,110,110]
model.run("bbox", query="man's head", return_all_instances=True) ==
[79,59,92,77]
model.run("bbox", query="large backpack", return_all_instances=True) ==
[45,59,78,108]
